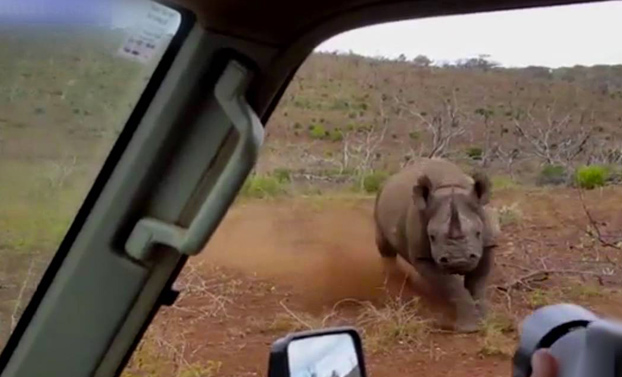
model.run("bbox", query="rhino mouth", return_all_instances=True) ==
[439,260,478,274]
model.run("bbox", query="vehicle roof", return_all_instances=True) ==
[172,0,601,46]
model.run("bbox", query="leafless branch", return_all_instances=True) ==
[577,188,622,251]
[495,270,550,292]
[512,102,594,167]
[279,300,313,330]
[495,258,616,293]
[492,145,520,178]
[171,262,234,319]
[337,94,390,185]
[494,267,613,293]
[397,88,467,158]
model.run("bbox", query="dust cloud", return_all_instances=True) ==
[200,199,396,310]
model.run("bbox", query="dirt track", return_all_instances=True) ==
[129,188,622,377]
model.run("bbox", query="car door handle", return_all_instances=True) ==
[125,59,264,260]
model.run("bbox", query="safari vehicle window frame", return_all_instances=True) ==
[0,2,196,368]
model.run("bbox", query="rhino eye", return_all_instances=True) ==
[430,235,436,242]
[476,231,481,238]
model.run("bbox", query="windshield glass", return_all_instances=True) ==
[0,0,181,348]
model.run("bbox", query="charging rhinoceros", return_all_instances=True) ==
[373,158,499,332]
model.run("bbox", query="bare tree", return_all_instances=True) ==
[492,145,520,179]
[586,138,622,166]
[398,88,467,158]
[475,106,495,167]
[512,101,594,167]
[340,94,390,179]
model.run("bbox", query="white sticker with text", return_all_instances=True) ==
[117,2,180,63]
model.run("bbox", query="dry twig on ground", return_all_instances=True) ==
[494,262,613,293]
[577,188,622,251]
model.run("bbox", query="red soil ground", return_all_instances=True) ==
[130,187,622,377]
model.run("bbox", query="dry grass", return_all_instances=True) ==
[267,311,324,333]
[497,203,523,228]
[526,288,559,309]
[477,311,517,358]
[122,329,223,377]
[356,297,431,354]
[260,291,432,355]
[309,296,433,354]
[565,282,606,301]
[169,263,242,321]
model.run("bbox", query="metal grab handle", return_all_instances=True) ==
[125,60,264,260]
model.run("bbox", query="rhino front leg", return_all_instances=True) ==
[464,247,494,318]
[413,259,480,333]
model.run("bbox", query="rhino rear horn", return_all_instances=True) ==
[412,175,433,210]
[471,171,491,205]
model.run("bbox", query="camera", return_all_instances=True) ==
[513,303,622,377]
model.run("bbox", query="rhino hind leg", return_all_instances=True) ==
[374,226,407,292]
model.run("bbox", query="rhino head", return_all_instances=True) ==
[412,172,492,274]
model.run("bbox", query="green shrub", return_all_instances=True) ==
[491,176,517,190]
[537,164,567,186]
[293,99,312,109]
[575,165,608,189]
[408,131,420,140]
[329,129,344,142]
[330,99,350,110]
[272,168,292,183]
[308,125,327,139]
[465,146,483,160]
[240,175,287,198]
[360,171,390,194]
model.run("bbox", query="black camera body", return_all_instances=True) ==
[513,303,622,377]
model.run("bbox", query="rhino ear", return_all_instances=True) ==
[471,171,491,205]
[412,175,432,210]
